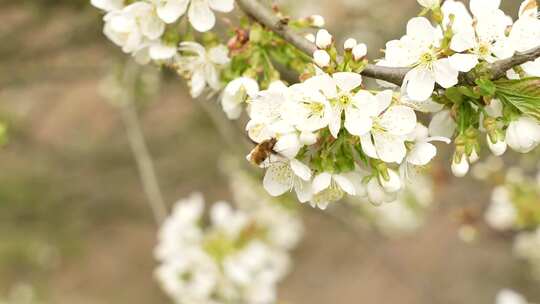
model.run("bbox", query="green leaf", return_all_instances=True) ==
[458,86,481,99]
[495,78,540,121]
[475,78,496,97]
[445,87,464,104]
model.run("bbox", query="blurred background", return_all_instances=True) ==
[1,0,539,303]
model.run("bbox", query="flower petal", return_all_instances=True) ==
[449,53,478,72]
[290,159,312,181]
[379,105,417,136]
[360,133,379,159]
[407,142,437,166]
[312,172,332,194]
[405,67,436,101]
[433,58,459,88]
[157,0,189,23]
[373,132,407,164]
[263,163,292,196]
[188,0,216,32]
[208,0,234,12]
[332,72,363,93]
[344,108,373,136]
[333,174,356,195]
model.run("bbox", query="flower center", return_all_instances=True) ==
[477,42,491,58]
[305,101,325,117]
[419,50,437,69]
[311,183,344,205]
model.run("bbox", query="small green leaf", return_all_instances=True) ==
[495,78,540,121]
[475,78,496,97]
[445,87,464,104]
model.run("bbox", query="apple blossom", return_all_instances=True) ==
[313,49,331,67]
[315,29,333,49]
[308,15,325,27]
[352,43,367,61]
[343,38,357,51]
[505,116,540,153]
[154,0,234,32]
[451,155,469,177]
[487,135,507,156]
[176,42,230,97]
[221,77,259,120]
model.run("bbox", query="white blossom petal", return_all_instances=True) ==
[312,172,332,194]
[188,0,216,32]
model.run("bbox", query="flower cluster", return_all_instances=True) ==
[240,30,450,208]
[91,0,232,98]
[154,193,302,304]
[92,0,540,211]
[384,0,540,178]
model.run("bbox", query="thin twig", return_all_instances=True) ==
[119,63,168,224]
[236,0,540,86]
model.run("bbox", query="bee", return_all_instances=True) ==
[247,138,277,166]
[455,207,480,226]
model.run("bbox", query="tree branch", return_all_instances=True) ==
[236,0,540,86]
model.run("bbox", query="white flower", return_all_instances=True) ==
[352,43,367,61]
[149,42,178,60]
[282,82,331,133]
[378,169,402,193]
[221,77,259,119]
[302,72,368,138]
[313,50,331,67]
[509,4,540,77]
[451,155,469,177]
[384,17,461,101]
[446,0,514,67]
[487,134,507,156]
[366,178,397,206]
[405,123,450,166]
[103,2,165,54]
[315,29,333,49]
[495,289,528,304]
[506,116,540,153]
[91,0,123,11]
[417,0,440,9]
[263,157,312,202]
[310,172,359,209]
[155,250,219,302]
[428,109,456,138]
[484,186,517,230]
[177,42,230,97]
[359,91,417,164]
[343,38,357,51]
[154,0,234,32]
[309,15,325,27]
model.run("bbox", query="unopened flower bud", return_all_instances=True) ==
[378,169,402,193]
[452,155,469,177]
[468,149,479,163]
[343,38,357,51]
[313,50,330,67]
[305,33,315,43]
[315,29,333,49]
[352,43,367,61]
[308,15,325,27]
[487,135,507,156]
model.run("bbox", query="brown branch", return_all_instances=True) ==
[236,0,540,86]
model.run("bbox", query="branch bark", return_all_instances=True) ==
[236,0,540,86]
